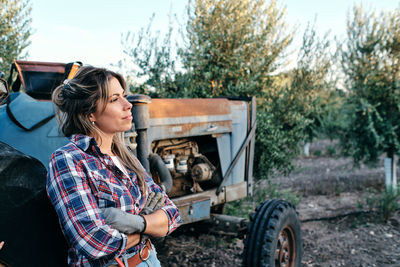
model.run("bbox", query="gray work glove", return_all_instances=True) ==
[140,192,166,215]
[140,192,166,244]
[101,207,145,234]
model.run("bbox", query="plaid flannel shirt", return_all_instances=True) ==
[46,134,182,266]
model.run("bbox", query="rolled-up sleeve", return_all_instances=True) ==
[46,149,127,261]
[145,175,182,235]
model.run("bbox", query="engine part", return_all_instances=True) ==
[162,154,175,171]
[191,163,213,182]
[124,130,137,151]
[152,139,199,159]
[149,153,173,193]
[176,158,188,174]
[128,94,151,173]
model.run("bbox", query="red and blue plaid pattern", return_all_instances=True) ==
[46,134,182,266]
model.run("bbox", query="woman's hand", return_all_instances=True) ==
[101,207,145,234]
[140,192,165,215]
[101,192,167,236]
[0,241,4,250]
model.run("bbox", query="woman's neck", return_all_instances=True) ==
[96,134,115,156]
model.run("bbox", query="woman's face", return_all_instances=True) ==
[90,77,133,137]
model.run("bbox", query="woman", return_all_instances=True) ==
[46,66,181,266]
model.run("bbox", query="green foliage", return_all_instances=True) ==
[182,0,293,98]
[313,150,322,157]
[117,14,188,98]
[361,187,400,222]
[291,22,338,142]
[340,5,400,165]
[253,22,340,175]
[224,179,301,218]
[325,145,337,157]
[254,99,309,178]
[0,0,32,76]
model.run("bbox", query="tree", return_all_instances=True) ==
[182,0,293,98]
[0,0,32,77]
[181,0,303,178]
[340,5,400,191]
[290,23,339,156]
[254,20,340,174]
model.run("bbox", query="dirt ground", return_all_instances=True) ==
[157,140,400,266]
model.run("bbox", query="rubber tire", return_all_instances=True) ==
[243,199,302,267]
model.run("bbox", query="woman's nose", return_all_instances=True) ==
[123,97,133,110]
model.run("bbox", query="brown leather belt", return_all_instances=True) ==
[111,239,152,267]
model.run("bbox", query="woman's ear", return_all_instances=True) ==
[89,113,96,123]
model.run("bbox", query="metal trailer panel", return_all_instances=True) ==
[147,98,233,141]
[148,117,232,141]
[172,181,247,224]
[216,101,248,187]
[172,195,211,224]
[148,98,231,118]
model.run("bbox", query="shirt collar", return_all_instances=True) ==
[69,134,97,152]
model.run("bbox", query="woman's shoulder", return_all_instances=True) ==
[51,140,87,163]
[52,134,92,156]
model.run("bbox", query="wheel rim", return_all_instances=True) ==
[274,225,296,267]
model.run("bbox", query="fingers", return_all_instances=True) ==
[154,195,165,210]
[144,192,155,208]
[0,241,4,250]
[147,192,165,210]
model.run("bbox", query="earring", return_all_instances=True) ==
[91,121,95,125]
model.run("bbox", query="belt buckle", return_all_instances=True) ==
[139,241,150,261]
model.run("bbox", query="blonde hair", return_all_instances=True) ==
[52,66,147,194]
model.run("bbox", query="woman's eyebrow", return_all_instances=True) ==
[108,93,120,98]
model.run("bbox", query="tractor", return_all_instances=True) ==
[0,60,302,266]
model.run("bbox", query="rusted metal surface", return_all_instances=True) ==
[148,98,231,118]
[149,121,232,140]
[166,120,231,135]
[203,214,248,237]
[14,60,65,73]
[276,225,297,267]
[230,100,247,106]
[172,181,247,209]
[224,181,247,203]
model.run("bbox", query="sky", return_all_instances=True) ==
[27,0,400,69]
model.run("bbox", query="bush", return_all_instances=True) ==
[224,179,301,218]
[361,187,400,222]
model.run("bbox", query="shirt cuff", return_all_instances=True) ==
[161,206,182,235]
[117,232,128,256]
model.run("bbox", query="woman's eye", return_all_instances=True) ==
[110,97,118,103]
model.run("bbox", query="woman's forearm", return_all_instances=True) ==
[126,233,141,250]
[142,209,169,237]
